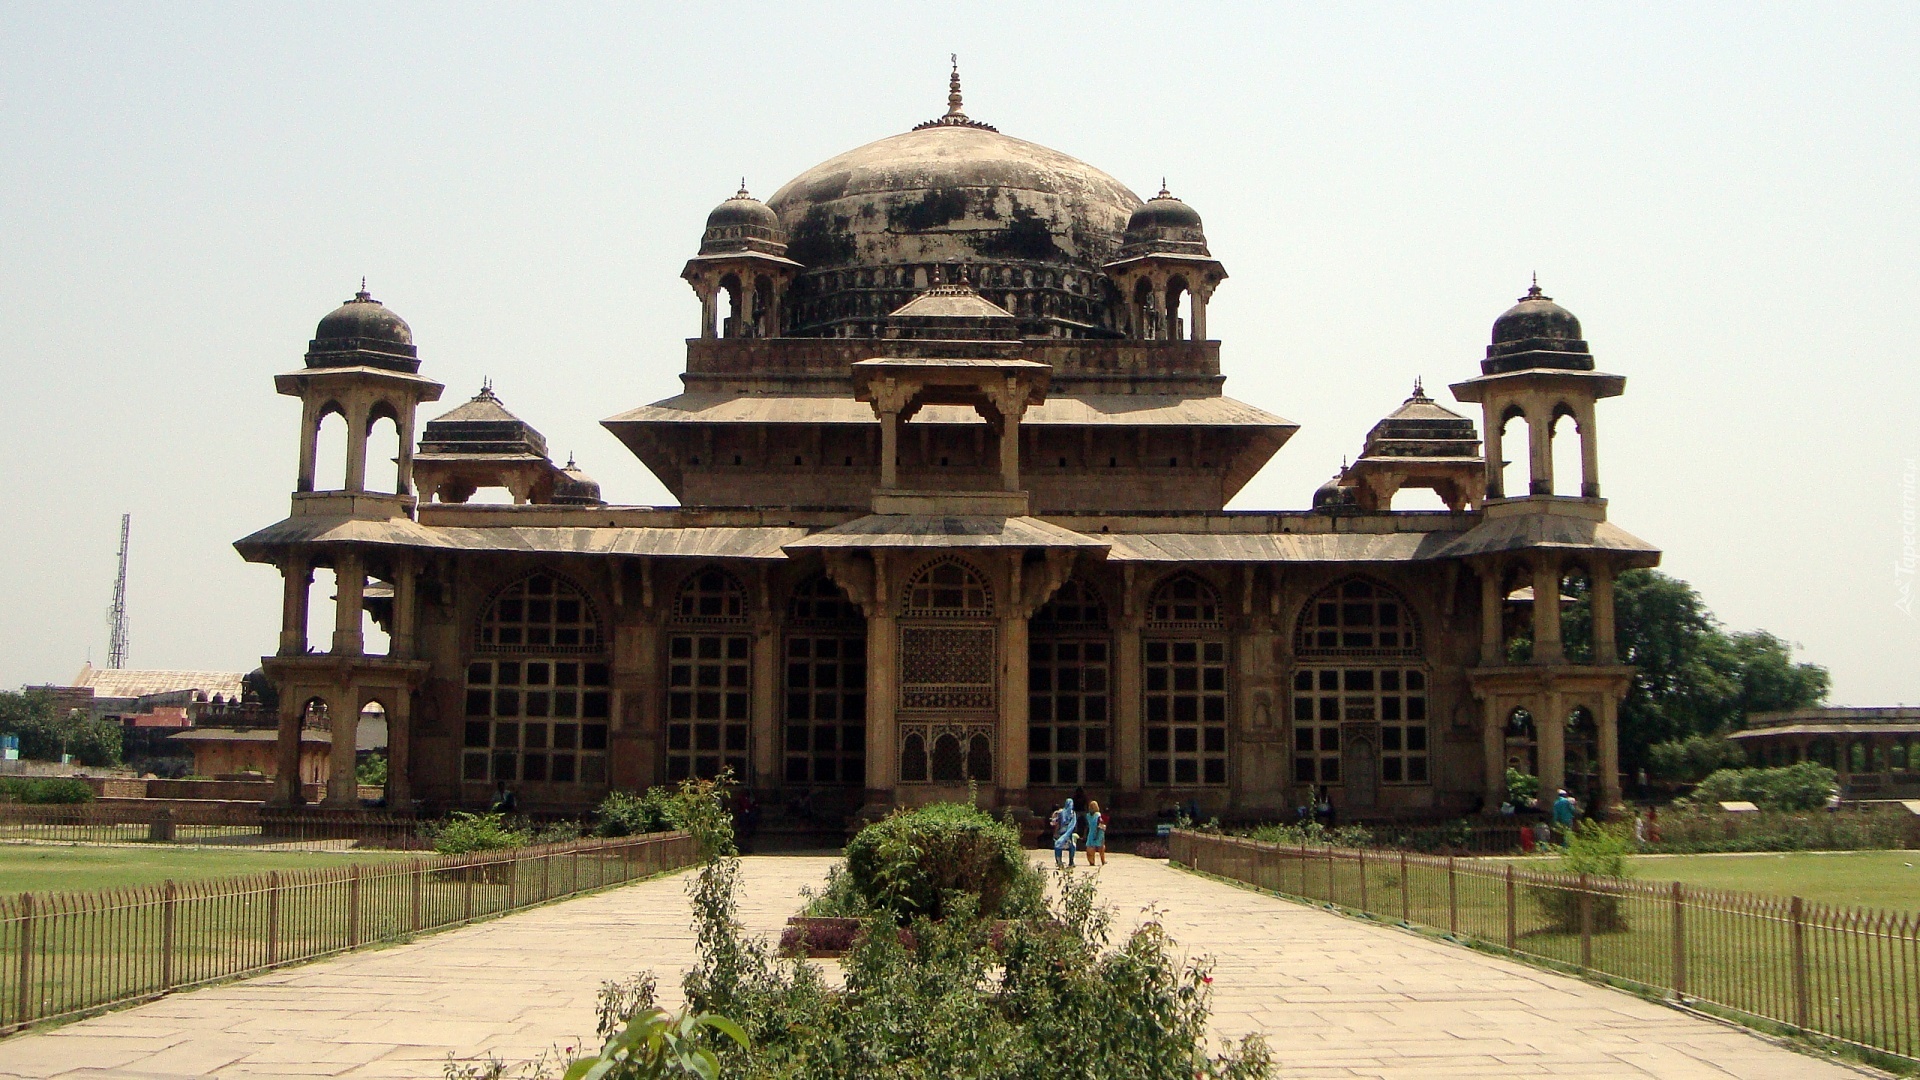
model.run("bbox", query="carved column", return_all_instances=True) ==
[396,404,418,498]
[1478,563,1502,665]
[1598,692,1622,815]
[1538,688,1566,810]
[1481,694,1507,811]
[345,400,370,493]
[1530,556,1564,664]
[272,694,304,806]
[297,399,320,493]
[1482,404,1505,500]
[1114,563,1144,801]
[332,551,366,657]
[387,692,412,808]
[390,557,418,661]
[1578,400,1601,498]
[324,692,361,807]
[1590,563,1618,663]
[1526,403,1553,496]
[750,572,779,791]
[279,553,311,657]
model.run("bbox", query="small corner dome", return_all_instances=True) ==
[706,185,780,232]
[1491,282,1582,348]
[315,288,412,347]
[1119,183,1210,257]
[552,455,605,506]
[1312,472,1356,511]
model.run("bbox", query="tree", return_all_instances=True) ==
[1604,570,1828,773]
[0,690,123,767]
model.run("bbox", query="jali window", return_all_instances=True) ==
[668,567,751,782]
[784,575,867,786]
[464,573,611,787]
[1029,580,1110,786]
[1144,575,1228,787]
[1291,667,1427,785]
[900,560,996,712]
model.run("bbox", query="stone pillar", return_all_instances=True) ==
[864,554,898,805]
[1578,402,1601,498]
[272,695,305,806]
[1113,617,1144,799]
[1591,564,1618,663]
[1530,557,1563,664]
[998,417,1020,492]
[1481,695,1506,811]
[324,696,361,807]
[1598,693,1622,815]
[751,612,779,791]
[1191,291,1208,342]
[297,400,319,493]
[279,554,311,657]
[699,288,715,339]
[1527,406,1553,496]
[387,693,412,808]
[1478,565,1503,665]
[1538,690,1565,810]
[345,403,370,493]
[878,409,901,490]
[396,406,418,498]
[390,559,418,661]
[999,610,1029,804]
[332,552,366,657]
[1483,404,1506,499]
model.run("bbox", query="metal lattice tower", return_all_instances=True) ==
[107,514,130,669]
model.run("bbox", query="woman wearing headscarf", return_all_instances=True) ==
[1052,797,1078,868]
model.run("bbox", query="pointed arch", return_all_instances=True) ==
[901,557,993,617]
[1293,575,1421,657]
[475,571,605,654]
[1146,572,1223,629]
[672,565,749,625]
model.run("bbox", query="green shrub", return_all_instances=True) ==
[429,811,531,855]
[1647,806,1910,853]
[592,771,736,858]
[0,692,122,766]
[1247,821,1376,849]
[1530,820,1634,933]
[843,801,1043,924]
[1504,767,1540,806]
[660,857,1273,1079]
[1689,761,1836,811]
[356,754,387,787]
[1644,735,1745,783]
[0,777,95,804]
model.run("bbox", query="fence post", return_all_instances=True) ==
[542,852,552,901]
[506,855,519,911]
[266,872,280,967]
[1505,865,1516,951]
[347,864,362,949]
[15,893,34,1028]
[1670,881,1687,997]
[463,857,475,923]
[1447,856,1458,935]
[1400,851,1410,923]
[1790,896,1810,1030]
[1299,841,1308,899]
[410,860,423,933]
[573,849,581,894]
[1358,848,1369,912]
[1326,846,1336,906]
[1578,872,1593,969]
[160,880,177,991]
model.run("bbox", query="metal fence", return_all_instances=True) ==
[0,831,701,1034]
[0,804,430,849]
[1172,830,1920,1064]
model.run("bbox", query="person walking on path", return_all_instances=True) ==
[1551,788,1578,841]
[1052,798,1078,868]
[1083,800,1108,866]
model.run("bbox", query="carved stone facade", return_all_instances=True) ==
[238,74,1657,825]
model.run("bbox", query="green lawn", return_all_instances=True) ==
[1502,851,1920,913]
[0,844,412,895]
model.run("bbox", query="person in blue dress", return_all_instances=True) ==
[1052,797,1077,867]
[1082,800,1107,866]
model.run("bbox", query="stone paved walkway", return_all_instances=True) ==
[0,854,1868,1079]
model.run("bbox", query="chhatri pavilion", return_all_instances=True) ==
[238,70,1659,828]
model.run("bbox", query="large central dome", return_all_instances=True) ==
[765,105,1145,338]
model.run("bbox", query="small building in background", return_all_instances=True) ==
[1731,707,1920,800]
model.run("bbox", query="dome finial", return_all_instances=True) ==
[737,177,749,197]
[1159,177,1170,198]
[947,54,963,117]
[354,276,372,302]
[1411,376,1426,400]
[1524,272,1548,302]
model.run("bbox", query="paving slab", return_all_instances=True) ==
[0,853,1875,1079]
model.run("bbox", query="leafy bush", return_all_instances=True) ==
[795,863,866,917]
[532,819,585,845]
[0,777,95,804]
[592,771,736,858]
[356,754,388,787]
[1247,821,1376,849]
[843,801,1043,924]
[666,858,1272,1079]
[429,812,531,855]
[1647,806,1911,853]
[1530,821,1634,933]
[1688,762,1837,811]
[1504,767,1540,807]
[1644,735,1746,783]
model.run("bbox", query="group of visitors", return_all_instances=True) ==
[1513,787,1582,852]
[1049,795,1109,867]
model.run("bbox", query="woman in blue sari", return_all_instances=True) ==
[1052,797,1077,867]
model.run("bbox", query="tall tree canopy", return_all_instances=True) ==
[1605,570,1829,771]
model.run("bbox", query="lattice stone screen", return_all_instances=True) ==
[899,626,996,711]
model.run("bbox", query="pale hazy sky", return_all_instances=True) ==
[1,4,1914,704]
